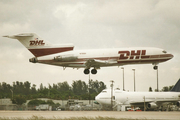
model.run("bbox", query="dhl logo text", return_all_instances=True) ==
[118,50,149,59]
[30,40,45,46]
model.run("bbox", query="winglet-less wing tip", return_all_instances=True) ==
[3,35,9,37]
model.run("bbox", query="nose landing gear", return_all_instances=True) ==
[153,66,158,70]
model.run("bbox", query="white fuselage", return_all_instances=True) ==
[95,89,180,109]
[36,47,173,68]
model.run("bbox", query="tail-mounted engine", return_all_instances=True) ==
[29,57,38,63]
[54,55,78,62]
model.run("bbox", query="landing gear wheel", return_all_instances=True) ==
[153,66,158,70]
[91,69,97,74]
[84,69,90,74]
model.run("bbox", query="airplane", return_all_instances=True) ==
[95,79,180,111]
[3,33,173,74]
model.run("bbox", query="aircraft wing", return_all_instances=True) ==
[84,59,117,68]
[129,101,152,107]
[128,99,152,104]
[129,98,180,105]
[129,99,177,109]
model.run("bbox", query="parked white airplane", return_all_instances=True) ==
[95,79,180,111]
[3,33,173,74]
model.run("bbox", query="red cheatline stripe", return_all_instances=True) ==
[28,47,74,57]
[117,58,171,63]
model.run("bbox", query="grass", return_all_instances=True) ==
[0,116,152,120]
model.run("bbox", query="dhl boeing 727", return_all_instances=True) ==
[3,33,173,74]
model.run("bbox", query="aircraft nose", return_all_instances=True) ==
[170,54,174,59]
[95,95,105,104]
[95,95,100,103]
[167,54,174,60]
[95,94,111,105]
[164,53,174,60]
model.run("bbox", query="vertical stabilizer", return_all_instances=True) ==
[170,79,180,92]
[3,33,74,57]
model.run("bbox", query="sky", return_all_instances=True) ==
[0,0,180,92]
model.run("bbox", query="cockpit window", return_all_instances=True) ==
[102,91,107,93]
[162,50,167,53]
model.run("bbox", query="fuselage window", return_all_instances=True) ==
[102,91,107,93]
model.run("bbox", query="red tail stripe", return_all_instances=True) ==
[28,47,74,57]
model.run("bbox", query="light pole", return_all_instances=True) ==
[10,89,13,100]
[110,80,114,111]
[132,69,136,92]
[156,66,159,92]
[154,66,159,92]
[121,67,125,91]
[89,73,91,104]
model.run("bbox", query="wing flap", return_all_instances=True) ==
[85,59,117,68]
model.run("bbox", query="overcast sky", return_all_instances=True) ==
[0,0,180,92]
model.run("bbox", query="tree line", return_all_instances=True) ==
[0,79,174,105]
[0,80,106,105]
[149,85,174,92]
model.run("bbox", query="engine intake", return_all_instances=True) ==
[176,101,180,107]
[54,55,78,62]
[147,102,158,109]
[29,57,38,63]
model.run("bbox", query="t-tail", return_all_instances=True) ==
[170,79,180,92]
[3,33,74,57]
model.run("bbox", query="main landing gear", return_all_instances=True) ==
[84,69,97,74]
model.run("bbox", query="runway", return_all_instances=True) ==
[0,111,180,120]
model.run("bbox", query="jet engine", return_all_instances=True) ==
[54,55,78,62]
[29,57,38,63]
[176,101,180,107]
[147,102,158,109]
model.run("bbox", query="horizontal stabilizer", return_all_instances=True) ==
[3,33,33,39]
